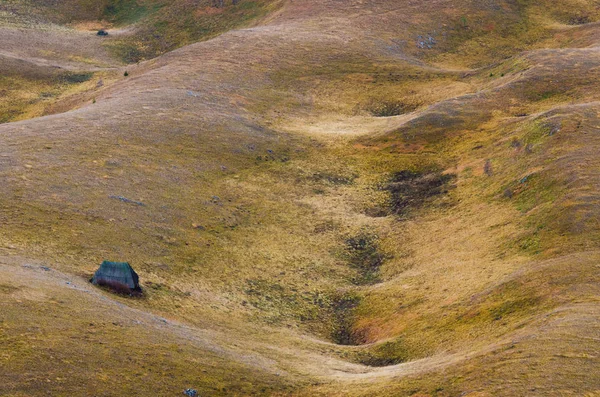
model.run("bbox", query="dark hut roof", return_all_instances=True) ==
[92,261,139,290]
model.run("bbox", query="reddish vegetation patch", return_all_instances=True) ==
[194,7,225,17]
[484,22,496,31]
[352,143,383,151]
[70,20,111,31]
[387,142,428,153]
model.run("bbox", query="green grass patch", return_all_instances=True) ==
[58,72,94,84]
[366,100,421,117]
[103,0,155,25]
[344,231,387,285]
[509,172,560,213]
[356,338,410,366]
[244,278,364,343]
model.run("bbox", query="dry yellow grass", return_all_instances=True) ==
[2,0,600,396]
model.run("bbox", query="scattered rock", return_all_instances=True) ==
[416,34,436,49]
[104,159,120,167]
[109,195,145,206]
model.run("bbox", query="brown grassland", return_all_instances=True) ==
[2,0,600,395]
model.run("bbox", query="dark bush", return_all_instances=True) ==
[345,232,386,285]
[59,72,93,84]
[385,170,455,215]
[484,160,493,176]
[568,15,590,25]
[367,100,420,117]
[330,293,361,345]
[311,171,357,185]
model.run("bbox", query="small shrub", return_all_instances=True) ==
[59,72,93,84]
[510,138,521,149]
[124,71,129,77]
[568,15,590,25]
[345,232,386,285]
[311,171,357,185]
[367,100,420,117]
[484,160,493,176]
[330,293,361,345]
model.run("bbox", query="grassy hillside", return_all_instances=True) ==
[2,0,600,396]
[0,0,283,124]
[104,0,284,62]
[7,0,284,62]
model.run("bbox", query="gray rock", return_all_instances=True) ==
[109,195,145,206]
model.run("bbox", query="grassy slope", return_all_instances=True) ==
[2,0,600,395]
[0,0,282,123]
[0,1,119,124]
[82,0,285,63]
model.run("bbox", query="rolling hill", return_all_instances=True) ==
[1,0,600,395]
